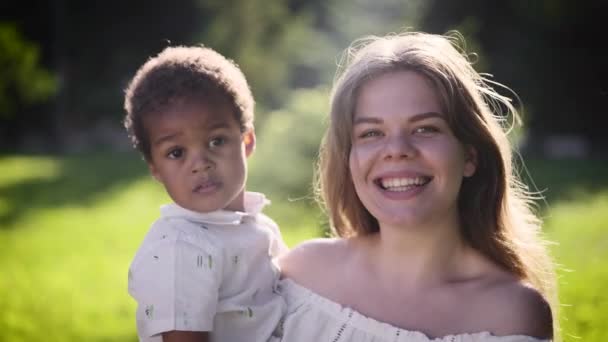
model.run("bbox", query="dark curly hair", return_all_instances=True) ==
[123,46,254,161]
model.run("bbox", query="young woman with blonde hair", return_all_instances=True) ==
[275,31,558,341]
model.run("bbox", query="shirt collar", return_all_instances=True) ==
[160,192,270,225]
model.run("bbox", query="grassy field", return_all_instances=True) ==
[0,152,606,341]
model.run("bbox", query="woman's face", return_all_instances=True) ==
[349,70,476,231]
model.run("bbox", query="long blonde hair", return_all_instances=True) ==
[316,31,559,338]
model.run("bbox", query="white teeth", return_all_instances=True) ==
[381,177,427,190]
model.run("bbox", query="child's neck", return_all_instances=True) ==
[221,191,247,212]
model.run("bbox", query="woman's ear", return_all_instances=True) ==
[243,130,256,157]
[463,146,477,177]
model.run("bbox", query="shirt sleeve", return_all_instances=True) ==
[260,214,289,257]
[128,222,222,338]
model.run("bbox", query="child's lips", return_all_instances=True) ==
[192,180,220,194]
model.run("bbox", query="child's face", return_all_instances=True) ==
[349,70,477,230]
[145,100,254,213]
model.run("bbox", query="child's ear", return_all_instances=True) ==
[463,146,477,178]
[243,130,256,157]
[148,162,162,182]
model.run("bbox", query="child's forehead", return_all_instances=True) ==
[169,95,231,111]
[144,98,240,132]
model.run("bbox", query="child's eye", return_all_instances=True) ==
[209,137,226,148]
[167,148,184,159]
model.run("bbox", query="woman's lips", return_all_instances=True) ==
[376,176,432,191]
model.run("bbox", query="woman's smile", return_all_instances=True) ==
[349,70,476,229]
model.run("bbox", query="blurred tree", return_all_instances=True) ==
[3,0,341,149]
[0,22,56,118]
[53,0,202,124]
[3,0,605,153]
[420,0,608,150]
[286,0,426,87]
[192,0,336,122]
[0,21,57,151]
[250,87,329,198]
[1,0,204,150]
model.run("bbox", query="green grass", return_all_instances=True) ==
[0,152,323,342]
[0,153,606,341]
[544,192,608,341]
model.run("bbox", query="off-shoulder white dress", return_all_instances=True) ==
[270,278,550,342]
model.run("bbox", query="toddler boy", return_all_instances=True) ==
[124,46,286,342]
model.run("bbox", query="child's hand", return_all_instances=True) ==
[162,331,209,342]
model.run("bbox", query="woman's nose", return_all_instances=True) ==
[383,133,418,160]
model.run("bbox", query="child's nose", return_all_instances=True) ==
[191,152,214,173]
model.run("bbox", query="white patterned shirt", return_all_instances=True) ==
[128,192,286,342]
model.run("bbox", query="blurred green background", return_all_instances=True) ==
[1,0,607,341]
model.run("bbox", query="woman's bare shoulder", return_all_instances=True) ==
[472,277,553,339]
[278,237,348,289]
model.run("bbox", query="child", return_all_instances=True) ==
[124,46,286,342]
[276,32,558,341]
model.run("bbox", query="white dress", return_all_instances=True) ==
[272,278,551,342]
[128,192,286,342]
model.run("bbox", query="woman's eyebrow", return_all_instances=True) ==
[409,112,444,123]
[353,116,383,125]
[353,112,444,126]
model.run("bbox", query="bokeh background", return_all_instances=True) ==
[1,0,607,341]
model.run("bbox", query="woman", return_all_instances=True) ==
[276,31,558,341]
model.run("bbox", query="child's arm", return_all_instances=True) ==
[260,214,289,257]
[162,331,209,342]
[129,220,222,340]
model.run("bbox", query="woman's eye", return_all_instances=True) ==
[167,148,184,159]
[358,130,383,139]
[414,126,439,134]
[209,137,226,147]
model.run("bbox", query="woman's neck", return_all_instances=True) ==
[364,219,474,290]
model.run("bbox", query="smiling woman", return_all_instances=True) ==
[275,31,558,342]
[349,70,477,231]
